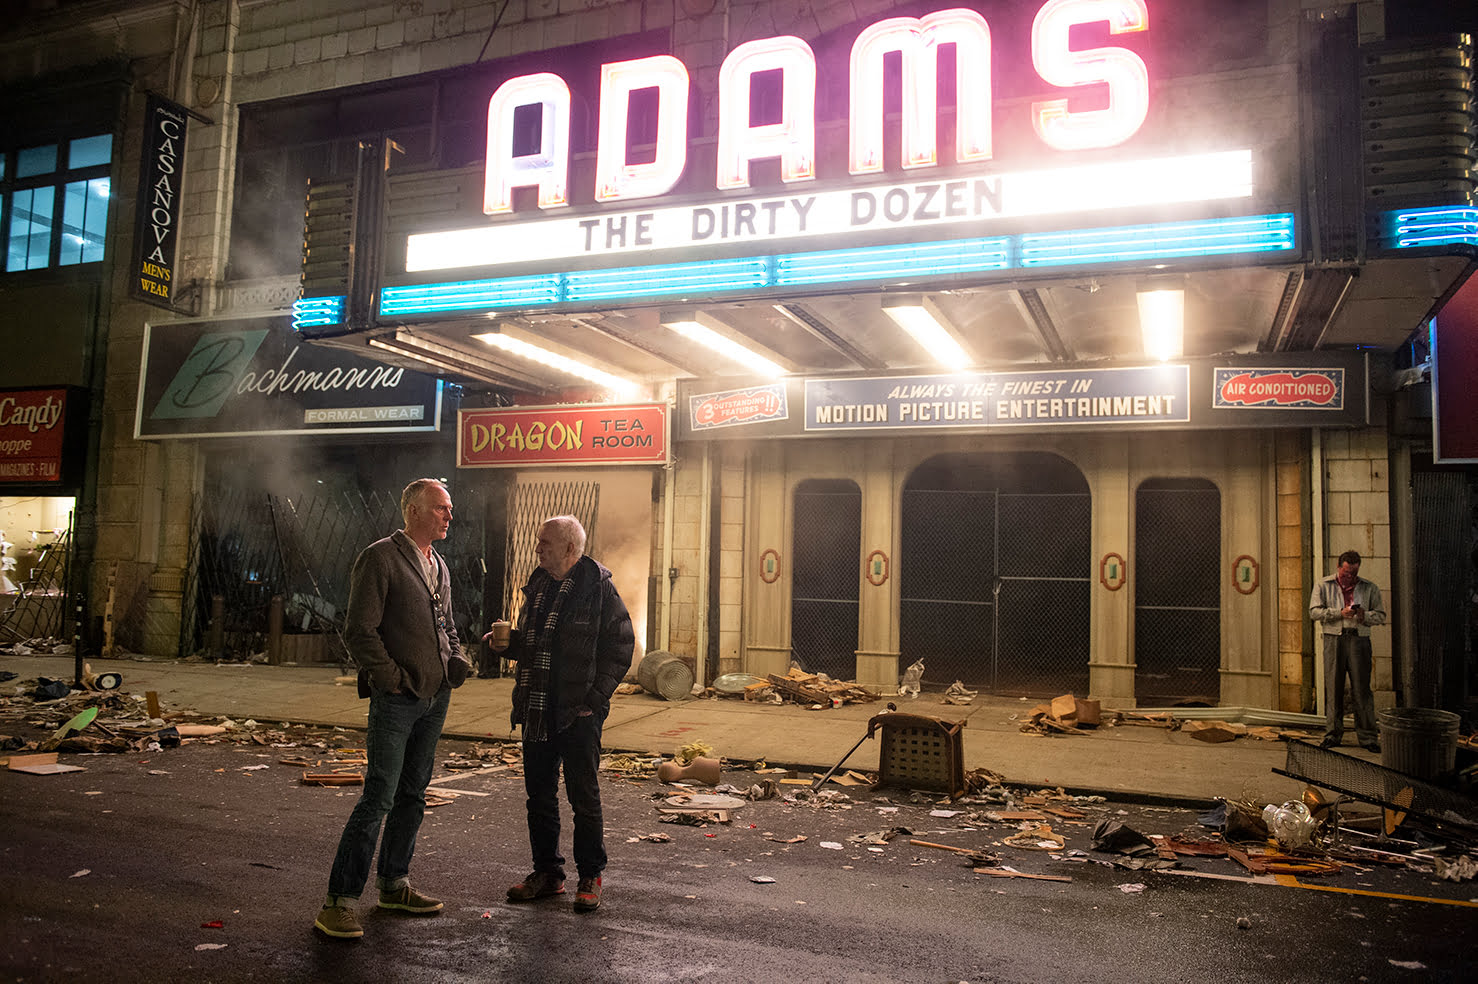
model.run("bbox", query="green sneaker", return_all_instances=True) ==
[314,904,364,938]
[378,884,444,913]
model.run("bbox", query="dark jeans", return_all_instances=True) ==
[326,686,450,900]
[523,713,607,880]
[1323,631,1377,744]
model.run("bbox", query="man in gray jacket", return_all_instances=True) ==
[1309,549,1387,752]
[314,478,472,939]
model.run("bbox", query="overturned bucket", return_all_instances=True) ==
[1377,707,1460,780]
[637,650,695,701]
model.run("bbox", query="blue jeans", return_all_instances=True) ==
[523,713,607,880]
[326,686,450,900]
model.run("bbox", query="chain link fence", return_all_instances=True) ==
[900,486,1091,696]
[790,480,861,679]
[1134,480,1221,703]
[181,482,489,664]
[0,526,71,642]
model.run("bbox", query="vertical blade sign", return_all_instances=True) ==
[131,94,189,309]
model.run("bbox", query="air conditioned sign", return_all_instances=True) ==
[458,403,668,467]
[1212,368,1344,410]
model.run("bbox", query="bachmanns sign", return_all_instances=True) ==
[405,0,1250,273]
[136,317,442,438]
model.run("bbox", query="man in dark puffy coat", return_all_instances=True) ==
[487,514,633,913]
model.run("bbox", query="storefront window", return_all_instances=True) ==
[1,133,112,272]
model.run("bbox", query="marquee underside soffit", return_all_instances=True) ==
[320,255,1470,397]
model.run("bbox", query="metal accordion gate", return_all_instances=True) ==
[789,479,861,679]
[1133,478,1221,703]
[898,453,1092,696]
[502,480,600,630]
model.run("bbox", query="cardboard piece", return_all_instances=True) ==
[7,753,86,775]
[1182,720,1246,743]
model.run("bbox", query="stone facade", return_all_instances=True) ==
[0,0,1416,713]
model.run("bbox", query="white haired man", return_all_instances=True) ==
[487,515,633,913]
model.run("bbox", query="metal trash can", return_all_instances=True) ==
[637,650,695,701]
[1377,708,1460,780]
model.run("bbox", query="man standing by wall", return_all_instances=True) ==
[487,515,633,913]
[314,478,471,939]
[1310,549,1387,752]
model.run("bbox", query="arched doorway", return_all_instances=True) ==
[900,453,1091,695]
[790,478,861,679]
[1134,477,1221,703]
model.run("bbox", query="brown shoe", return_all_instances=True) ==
[573,875,602,912]
[378,884,443,914]
[507,871,565,902]
[314,904,364,939]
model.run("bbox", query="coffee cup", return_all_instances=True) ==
[490,619,511,648]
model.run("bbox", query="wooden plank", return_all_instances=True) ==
[428,764,509,785]
[975,869,1073,882]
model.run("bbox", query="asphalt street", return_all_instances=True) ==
[2,723,1474,984]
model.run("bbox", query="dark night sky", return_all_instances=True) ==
[1390,1,1477,37]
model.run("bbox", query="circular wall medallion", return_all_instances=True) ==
[865,549,889,586]
[1233,554,1260,594]
[759,548,781,583]
[1099,552,1127,591]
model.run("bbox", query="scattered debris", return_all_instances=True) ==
[1003,824,1066,851]
[1262,801,1318,849]
[910,839,1002,866]
[660,811,728,826]
[765,833,807,844]
[658,755,720,785]
[898,660,924,698]
[7,752,85,775]
[1432,855,1478,882]
[300,771,363,786]
[1182,720,1245,743]
[846,826,911,845]
[1020,694,1101,735]
[764,669,880,707]
[977,868,1071,882]
[940,681,977,705]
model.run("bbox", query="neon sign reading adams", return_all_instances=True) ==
[406,1,1252,273]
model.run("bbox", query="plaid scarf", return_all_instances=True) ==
[515,570,576,743]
